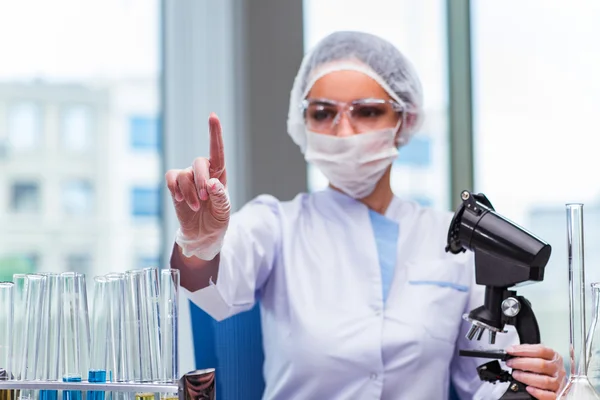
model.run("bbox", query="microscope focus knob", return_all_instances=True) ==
[501,297,521,318]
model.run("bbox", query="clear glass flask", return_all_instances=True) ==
[556,203,600,399]
[587,283,600,391]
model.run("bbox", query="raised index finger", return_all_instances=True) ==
[208,112,225,176]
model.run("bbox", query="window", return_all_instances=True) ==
[394,136,432,167]
[8,102,42,151]
[62,180,94,215]
[11,182,40,213]
[130,116,160,150]
[303,0,450,210]
[131,187,161,217]
[471,0,600,361]
[0,1,162,279]
[62,105,92,152]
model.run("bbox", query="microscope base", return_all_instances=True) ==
[466,360,534,400]
[499,381,531,400]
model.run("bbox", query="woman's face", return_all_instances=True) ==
[305,70,401,137]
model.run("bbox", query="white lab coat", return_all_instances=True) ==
[184,188,518,399]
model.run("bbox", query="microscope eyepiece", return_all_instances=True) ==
[446,190,551,284]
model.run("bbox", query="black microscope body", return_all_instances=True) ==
[445,191,552,400]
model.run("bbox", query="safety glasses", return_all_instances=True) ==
[302,97,403,134]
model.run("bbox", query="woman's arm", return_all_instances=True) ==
[166,114,281,321]
[171,243,220,292]
[171,195,282,322]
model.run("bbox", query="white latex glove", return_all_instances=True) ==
[166,113,231,260]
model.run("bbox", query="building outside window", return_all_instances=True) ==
[131,186,161,218]
[66,253,92,275]
[62,180,94,215]
[8,102,42,151]
[62,105,93,152]
[0,0,162,279]
[130,115,160,151]
[11,181,40,213]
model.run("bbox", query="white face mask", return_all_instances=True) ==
[304,128,399,199]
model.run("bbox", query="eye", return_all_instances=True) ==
[308,106,337,122]
[353,105,386,118]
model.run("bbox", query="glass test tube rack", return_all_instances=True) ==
[0,269,204,400]
[0,368,216,400]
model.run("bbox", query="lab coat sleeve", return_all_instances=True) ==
[450,264,520,400]
[183,194,281,322]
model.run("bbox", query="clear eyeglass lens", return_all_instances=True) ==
[304,99,400,133]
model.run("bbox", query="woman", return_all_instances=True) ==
[166,31,565,399]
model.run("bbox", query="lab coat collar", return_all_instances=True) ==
[318,186,411,224]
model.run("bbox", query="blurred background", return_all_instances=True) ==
[1,0,600,392]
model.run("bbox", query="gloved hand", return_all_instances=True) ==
[165,113,231,260]
[505,344,567,399]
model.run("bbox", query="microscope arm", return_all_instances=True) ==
[500,293,541,399]
[460,290,540,400]
[512,295,541,345]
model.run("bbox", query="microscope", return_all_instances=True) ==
[445,191,552,400]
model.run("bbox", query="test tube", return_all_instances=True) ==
[125,270,145,383]
[125,270,153,400]
[88,277,109,400]
[142,267,161,382]
[0,282,14,400]
[105,273,129,400]
[61,272,87,400]
[160,270,179,400]
[39,274,62,400]
[21,274,47,400]
[566,203,588,377]
[21,274,46,379]
[77,273,91,379]
[12,274,27,382]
